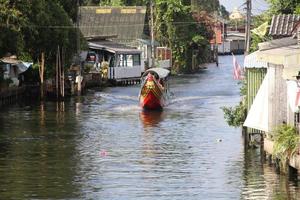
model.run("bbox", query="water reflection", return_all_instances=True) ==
[0,102,81,199]
[241,147,300,200]
[139,110,165,128]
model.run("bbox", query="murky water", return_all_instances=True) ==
[1,55,300,199]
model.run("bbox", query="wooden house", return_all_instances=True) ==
[0,55,32,87]
[87,40,142,83]
[244,15,300,134]
[218,32,245,54]
[79,6,147,83]
[244,22,300,171]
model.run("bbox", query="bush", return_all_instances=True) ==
[273,124,299,169]
[222,101,247,128]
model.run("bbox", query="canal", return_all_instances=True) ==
[0,55,300,199]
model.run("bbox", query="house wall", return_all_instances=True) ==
[230,40,245,54]
[268,64,287,134]
[218,41,230,54]
[109,66,141,79]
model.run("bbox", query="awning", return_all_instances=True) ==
[244,70,269,132]
[88,41,142,54]
[16,62,32,73]
[244,51,268,68]
[0,56,32,73]
[143,68,170,79]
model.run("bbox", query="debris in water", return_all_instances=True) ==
[100,150,108,157]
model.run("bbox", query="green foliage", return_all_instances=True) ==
[191,0,220,13]
[222,101,247,128]
[222,79,247,128]
[272,124,299,168]
[98,0,148,6]
[249,14,272,53]
[219,5,229,19]
[0,0,27,56]
[0,0,84,80]
[154,0,213,73]
[295,5,300,14]
[266,0,299,14]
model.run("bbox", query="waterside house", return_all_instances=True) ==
[218,32,245,55]
[0,55,32,89]
[79,6,148,84]
[0,55,34,106]
[243,14,300,172]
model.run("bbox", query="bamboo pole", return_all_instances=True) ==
[56,46,59,99]
[58,46,62,98]
[39,52,45,99]
[62,47,65,98]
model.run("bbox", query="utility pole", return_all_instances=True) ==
[213,1,218,66]
[150,0,155,68]
[245,0,251,55]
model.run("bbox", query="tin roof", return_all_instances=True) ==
[88,40,142,54]
[269,14,300,37]
[244,51,268,68]
[79,6,146,42]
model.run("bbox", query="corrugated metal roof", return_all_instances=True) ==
[244,51,268,68]
[88,40,142,54]
[269,14,300,37]
[79,6,146,42]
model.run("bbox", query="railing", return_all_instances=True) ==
[0,85,39,107]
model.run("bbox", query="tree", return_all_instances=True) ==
[267,0,299,14]
[0,0,26,56]
[0,0,82,80]
[191,0,221,13]
[155,0,212,73]
[219,5,229,19]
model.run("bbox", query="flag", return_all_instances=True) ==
[251,22,269,38]
[232,54,242,80]
[295,87,300,107]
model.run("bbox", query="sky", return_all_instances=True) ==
[219,0,269,15]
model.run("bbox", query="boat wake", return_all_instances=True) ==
[96,93,138,102]
[169,96,208,104]
[112,105,140,112]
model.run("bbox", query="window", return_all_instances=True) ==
[117,54,140,67]
[126,55,133,67]
[119,54,125,67]
[133,54,140,66]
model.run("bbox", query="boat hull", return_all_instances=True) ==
[139,74,165,110]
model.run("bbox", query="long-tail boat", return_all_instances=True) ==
[139,68,170,110]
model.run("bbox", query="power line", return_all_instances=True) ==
[0,21,212,29]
